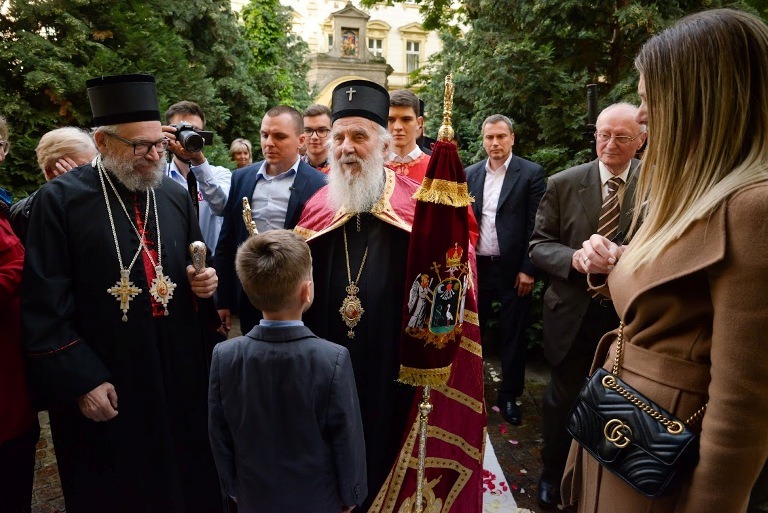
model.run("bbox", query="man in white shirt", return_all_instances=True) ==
[214,106,326,335]
[163,101,231,256]
[465,114,546,427]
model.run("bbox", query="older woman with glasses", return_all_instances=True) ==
[564,8,768,513]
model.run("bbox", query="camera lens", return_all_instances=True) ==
[178,130,205,152]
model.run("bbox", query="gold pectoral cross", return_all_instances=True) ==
[108,269,142,322]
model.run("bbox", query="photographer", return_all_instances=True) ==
[163,101,231,256]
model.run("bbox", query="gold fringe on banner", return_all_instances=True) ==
[413,178,474,207]
[398,364,453,387]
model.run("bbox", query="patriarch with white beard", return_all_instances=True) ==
[327,122,391,213]
[295,78,421,511]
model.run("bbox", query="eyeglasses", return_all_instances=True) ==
[303,127,331,138]
[0,140,9,155]
[595,132,644,145]
[104,132,170,156]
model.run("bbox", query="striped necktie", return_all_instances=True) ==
[597,177,623,240]
[590,176,623,300]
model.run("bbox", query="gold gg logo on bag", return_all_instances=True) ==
[604,419,633,448]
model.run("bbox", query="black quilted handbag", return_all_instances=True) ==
[567,322,707,498]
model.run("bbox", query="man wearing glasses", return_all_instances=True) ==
[301,104,332,173]
[21,74,223,512]
[528,102,646,510]
[215,105,326,335]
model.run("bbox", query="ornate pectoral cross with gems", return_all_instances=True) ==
[339,283,365,338]
[149,265,177,316]
[108,269,142,322]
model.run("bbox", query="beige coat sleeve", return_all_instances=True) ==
[678,185,768,512]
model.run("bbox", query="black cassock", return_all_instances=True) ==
[303,213,414,511]
[21,164,221,513]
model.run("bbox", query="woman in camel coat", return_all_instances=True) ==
[563,9,768,513]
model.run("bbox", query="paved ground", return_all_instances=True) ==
[30,329,568,513]
[483,347,575,513]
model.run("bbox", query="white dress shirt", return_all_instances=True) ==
[388,146,424,164]
[251,158,300,233]
[476,153,514,257]
[166,159,231,255]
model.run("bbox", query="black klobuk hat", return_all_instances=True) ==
[86,74,161,126]
[331,79,389,128]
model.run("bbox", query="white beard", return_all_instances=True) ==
[327,150,386,213]
[101,151,165,191]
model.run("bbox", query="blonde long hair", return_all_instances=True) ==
[622,9,768,271]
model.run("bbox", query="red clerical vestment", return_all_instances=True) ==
[296,168,486,512]
[387,152,431,183]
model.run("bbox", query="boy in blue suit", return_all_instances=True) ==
[208,230,367,513]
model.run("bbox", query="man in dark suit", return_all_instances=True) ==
[528,102,645,509]
[465,114,546,425]
[214,105,326,335]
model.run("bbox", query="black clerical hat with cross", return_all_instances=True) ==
[331,79,389,128]
[86,74,161,127]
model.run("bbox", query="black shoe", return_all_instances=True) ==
[537,477,561,510]
[499,399,522,425]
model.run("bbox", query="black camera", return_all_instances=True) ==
[172,123,214,153]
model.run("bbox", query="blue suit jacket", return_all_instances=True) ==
[214,160,326,314]
[208,325,367,512]
[465,154,546,280]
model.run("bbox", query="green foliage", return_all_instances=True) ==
[418,0,747,175]
[241,0,311,108]
[239,0,313,161]
[0,0,265,198]
[410,0,749,349]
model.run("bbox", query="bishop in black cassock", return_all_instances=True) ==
[20,74,222,513]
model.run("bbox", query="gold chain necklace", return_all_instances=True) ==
[339,224,369,338]
[99,160,146,322]
[98,157,177,318]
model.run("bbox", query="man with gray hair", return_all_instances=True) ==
[295,79,419,511]
[529,102,645,509]
[21,74,222,513]
[465,114,546,426]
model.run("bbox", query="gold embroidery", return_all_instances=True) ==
[464,310,479,326]
[398,365,453,386]
[434,383,484,414]
[293,225,316,239]
[427,425,482,462]
[372,420,419,512]
[413,178,474,207]
[404,456,471,512]
[460,336,482,358]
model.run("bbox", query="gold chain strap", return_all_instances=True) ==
[608,321,707,433]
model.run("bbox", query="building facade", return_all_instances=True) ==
[232,0,443,101]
